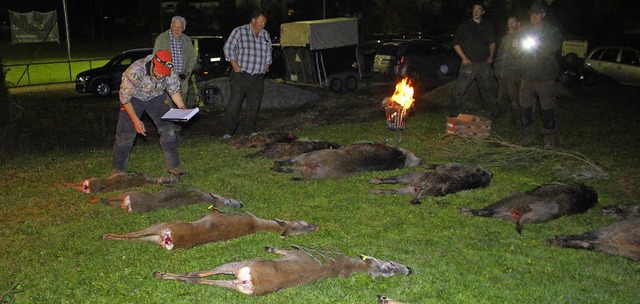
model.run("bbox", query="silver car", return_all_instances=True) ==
[583,46,640,86]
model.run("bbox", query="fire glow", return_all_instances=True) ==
[383,77,415,130]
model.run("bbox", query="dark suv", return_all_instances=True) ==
[191,35,228,80]
[394,40,459,83]
[75,48,153,97]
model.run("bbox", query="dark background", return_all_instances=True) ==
[1,0,639,46]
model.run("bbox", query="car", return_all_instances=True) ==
[372,40,410,79]
[75,48,153,97]
[583,46,640,87]
[190,35,229,80]
[394,40,460,83]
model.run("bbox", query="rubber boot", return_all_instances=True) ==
[518,107,535,146]
[541,108,557,149]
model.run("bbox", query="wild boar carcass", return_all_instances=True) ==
[369,163,492,204]
[245,140,341,160]
[460,183,598,233]
[59,173,178,194]
[549,217,640,261]
[229,132,297,149]
[272,142,423,179]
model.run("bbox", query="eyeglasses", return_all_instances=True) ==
[154,55,174,68]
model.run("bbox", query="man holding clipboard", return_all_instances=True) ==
[112,50,189,176]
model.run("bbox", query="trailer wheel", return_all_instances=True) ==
[345,75,358,91]
[329,77,343,93]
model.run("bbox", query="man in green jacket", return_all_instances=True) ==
[154,16,196,107]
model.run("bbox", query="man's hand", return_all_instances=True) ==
[133,118,146,136]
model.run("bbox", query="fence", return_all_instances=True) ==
[3,58,111,87]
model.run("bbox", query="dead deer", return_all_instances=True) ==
[369,163,492,204]
[548,217,640,261]
[102,211,317,250]
[229,132,297,149]
[272,142,423,179]
[153,245,411,295]
[460,183,598,234]
[58,173,178,194]
[93,188,243,212]
[244,140,341,160]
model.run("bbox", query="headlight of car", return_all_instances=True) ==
[77,75,90,82]
[209,57,221,62]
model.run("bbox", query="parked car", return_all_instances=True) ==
[190,35,229,80]
[394,40,460,82]
[583,46,640,86]
[372,40,410,79]
[75,48,153,97]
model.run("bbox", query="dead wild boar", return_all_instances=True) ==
[229,132,297,149]
[102,211,317,250]
[369,163,493,204]
[59,173,178,194]
[460,183,598,234]
[548,217,640,261]
[601,204,640,218]
[154,245,411,295]
[94,188,243,212]
[244,140,341,160]
[272,142,423,179]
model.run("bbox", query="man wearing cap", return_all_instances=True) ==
[452,2,497,116]
[112,50,188,176]
[222,10,272,139]
[154,16,196,107]
[517,1,562,148]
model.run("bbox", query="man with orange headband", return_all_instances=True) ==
[112,50,187,176]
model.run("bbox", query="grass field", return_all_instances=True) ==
[1,80,639,303]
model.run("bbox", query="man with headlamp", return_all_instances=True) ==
[517,1,562,149]
[112,50,188,176]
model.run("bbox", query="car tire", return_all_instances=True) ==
[94,80,112,97]
[329,77,343,93]
[345,75,358,91]
[408,69,420,81]
[582,72,596,87]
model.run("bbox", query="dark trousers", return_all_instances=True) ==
[454,62,497,112]
[224,71,265,136]
[112,95,180,171]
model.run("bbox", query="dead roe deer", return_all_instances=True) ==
[94,187,243,212]
[548,217,640,261]
[154,245,411,295]
[460,183,598,233]
[59,173,178,194]
[102,211,317,250]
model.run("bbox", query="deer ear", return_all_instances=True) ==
[274,218,286,227]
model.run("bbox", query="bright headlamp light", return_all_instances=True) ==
[521,36,539,51]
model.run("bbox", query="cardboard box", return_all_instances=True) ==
[445,114,491,138]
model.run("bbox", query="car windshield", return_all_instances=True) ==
[377,44,399,56]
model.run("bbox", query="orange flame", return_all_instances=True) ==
[383,77,415,130]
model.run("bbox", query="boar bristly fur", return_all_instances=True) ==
[460,183,598,233]
[369,163,492,204]
[549,217,640,261]
[272,142,422,179]
[244,140,341,160]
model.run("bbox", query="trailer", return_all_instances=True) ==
[280,18,361,93]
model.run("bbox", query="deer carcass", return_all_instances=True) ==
[460,183,598,233]
[369,163,492,204]
[229,132,297,149]
[102,211,317,250]
[272,142,423,179]
[548,217,640,261]
[244,140,341,160]
[153,245,411,295]
[94,188,243,212]
[602,204,640,218]
[59,173,178,194]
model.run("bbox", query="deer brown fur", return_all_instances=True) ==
[153,245,411,295]
[102,211,317,250]
[94,188,243,212]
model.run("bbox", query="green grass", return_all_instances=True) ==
[1,83,640,303]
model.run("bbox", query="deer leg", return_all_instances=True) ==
[178,262,247,278]
[264,246,293,255]
[369,186,415,195]
[102,223,167,241]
